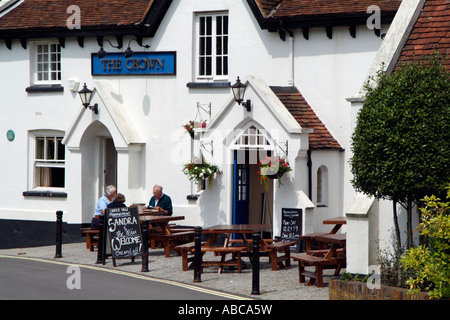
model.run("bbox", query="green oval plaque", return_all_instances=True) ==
[6,130,15,141]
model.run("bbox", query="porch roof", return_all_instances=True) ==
[271,86,343,150]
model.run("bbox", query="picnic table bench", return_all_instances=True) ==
[264,240,297,271]
[196,246,245,274]
[81,227,99,251]
[292,232,346,287]
[291,254,346,287]
[139,214,192,257]
[150,230,195,257]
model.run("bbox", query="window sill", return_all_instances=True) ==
[186,194,199,201]
[186,81,230,88]
[23,191,67,198]
[26,85,64,93]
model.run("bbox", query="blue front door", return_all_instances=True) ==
[233,150,249,225]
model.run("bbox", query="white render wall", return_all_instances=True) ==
[0,0,388,240]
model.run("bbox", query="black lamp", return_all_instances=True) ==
[124,38,150,58]
[78,83,98,114]
[231,76,251,111]
[97,39,121,59]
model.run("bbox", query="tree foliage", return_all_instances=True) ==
[350,52,450,248]
[351,53,449,203]
[400,187,450,299]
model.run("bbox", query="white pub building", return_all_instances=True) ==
[1,0,418,275]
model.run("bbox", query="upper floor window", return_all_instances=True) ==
[195,12,228,81]
[31,42,61,85]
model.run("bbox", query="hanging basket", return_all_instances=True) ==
[268,172,285,179]
[183,120,207,139]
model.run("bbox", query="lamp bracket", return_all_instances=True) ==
[195,102,211,124]
[242,99,251,112]
[86,103,98,115]
[200,140,213,157]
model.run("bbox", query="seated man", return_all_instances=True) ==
[147,185,173,216]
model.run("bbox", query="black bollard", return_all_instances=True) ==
[96,215,105,264]
[141,220,149,272]
[251,232,261,295]
[193,226,202,283]
[54,211,63,258]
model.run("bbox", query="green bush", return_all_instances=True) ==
[400,186,450,299]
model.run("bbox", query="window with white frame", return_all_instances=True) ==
[195,12,228,81]
[317,166,328,206]
[31,132,65,189]
[31,42,61,84]
[234,126,270,149]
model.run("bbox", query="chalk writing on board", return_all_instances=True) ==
[281,208,302,239]
[106,207,143,258]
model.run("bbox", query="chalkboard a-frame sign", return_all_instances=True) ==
[106,206,143,260]
[281,208,302,252]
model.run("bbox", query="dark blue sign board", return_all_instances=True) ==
[92,51,176,76]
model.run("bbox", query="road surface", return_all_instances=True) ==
[0,256,244,300]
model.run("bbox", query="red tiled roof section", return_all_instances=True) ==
[396,0,450,69]
[254,0,401,18]
[0,0,153,30]
[271,86,343,150]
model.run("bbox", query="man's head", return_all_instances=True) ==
[153,185,163,200]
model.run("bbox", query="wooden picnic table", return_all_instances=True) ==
[322,216,346,234]
[204,224,272,248]
[292,217,347,287]
[201,224,271,273]
[139,214,193,257]
[191,224,296,273]
[292,232,346,287]
[312,233,346,259]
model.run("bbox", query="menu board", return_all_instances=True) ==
[105,206,143,259]
[281,208,302,252]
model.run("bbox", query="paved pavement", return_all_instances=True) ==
[0,242,336,300]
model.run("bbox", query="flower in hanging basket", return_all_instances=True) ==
[183,120,207,138]
[183,158,222,185]
[258,155,292,190]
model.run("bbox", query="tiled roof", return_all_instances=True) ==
[255,0,401,18]
[271,86,343,150]
[0,0,152,30]
[396,0,450,69]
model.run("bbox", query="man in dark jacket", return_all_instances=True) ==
[147,185,173,215]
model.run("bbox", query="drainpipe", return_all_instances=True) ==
[307,149,312,200]
[278,21,295,86]
[288,33,294,86]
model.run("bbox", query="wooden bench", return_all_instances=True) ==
[307,248,345,257]
[150,230,195,257]
[291,253,346,287]
[81,227,99,251]
[194,246,245,274]
[264,240,297,271]
[175,241,206,271]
